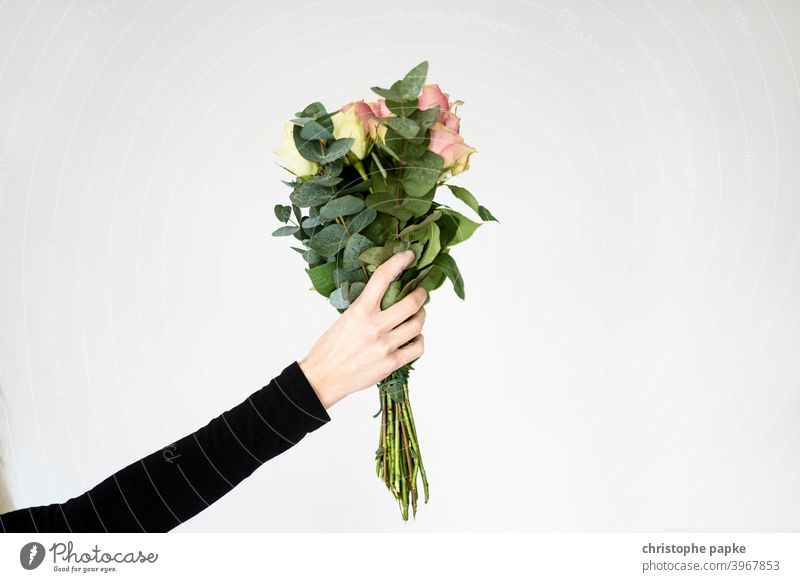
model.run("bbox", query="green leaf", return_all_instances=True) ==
[419,264,446,293]
[296,102,333,132]
[447,184,498,222]
[362,212,398,244]
[371,151,387,179]
[307,175,343,187]
[334,267,366,286]
[365,191,414,221]
[407,241,424,269]
[301,215,326,229]
[358,245,391,266]
[337,178,373,196]
[274,204,291,223]
[319,195,365,219]
[300,120,334,141]
[417,222,441,268]
[306,262,337,297]
[447,184,480,215]
[410,106,440,130]
[398,61,428,100]
[383,117,420,139]
[396,265,434,301]
[438,209,481,247]
[385,99,418,117]
[397,210,442,240]
[319,138,354,163]
[290,181,334,207]
[272,225,299,237]
[380,280,402,310]
[308,223,347,256]
[346,207,377,235]
[348,281,366,302]
[292,124,324,163]
[303,248,323,266]
[402,151,443,197]
[478,206,498,222]
[329,284,350,309]
[343,233,374,270]
[433,253,465,299]
[292,203,302,224]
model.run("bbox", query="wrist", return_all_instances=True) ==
[298,356,345,410]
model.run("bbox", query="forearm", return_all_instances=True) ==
[0,361,330,533]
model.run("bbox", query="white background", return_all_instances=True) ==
[1,0,799,531]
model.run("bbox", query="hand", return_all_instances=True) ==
[298,249,427,409]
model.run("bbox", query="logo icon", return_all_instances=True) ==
[20,542,45,570]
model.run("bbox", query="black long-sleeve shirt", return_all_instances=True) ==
[0,361,330,532]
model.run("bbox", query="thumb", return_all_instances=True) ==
[355,249,415,310]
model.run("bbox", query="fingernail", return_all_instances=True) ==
[402,249,415,261]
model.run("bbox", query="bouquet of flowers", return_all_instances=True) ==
[273,61,496,520]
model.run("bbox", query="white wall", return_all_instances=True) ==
[0,0,799,531]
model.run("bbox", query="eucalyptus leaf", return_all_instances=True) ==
[334,267,367,286]
[271,225,299,237]
[274,204,291,223]
[337,178,373,196]
[329,284,351,309]
[290,181,334,207]
[307,175,343,187]
[402,151,443,197]
[380,280,402,310]
[362,212,398,244]
[300,120,334,141]
[319,195,365,219]
[345,207,377,235]
[383,116,420,139]
[308,223,347,256]
[302,215,326,229]
[319,138,355,163]
[348,281,366,302]
[343,233,375,270]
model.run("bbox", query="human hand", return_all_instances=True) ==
[298,249,427,409]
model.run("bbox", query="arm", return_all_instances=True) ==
[0,250,426,533]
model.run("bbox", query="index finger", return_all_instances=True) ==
[354,249,415,310]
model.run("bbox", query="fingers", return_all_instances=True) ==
[380,285,427,329]
[390,333,425,370]
[354,249,415,310]
[385,306,426,351]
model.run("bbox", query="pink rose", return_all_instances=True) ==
[372,99,392,118]
[419,84,450,112]
[427,122,476,176]
[419,84,463,132]
[342,100,381,139]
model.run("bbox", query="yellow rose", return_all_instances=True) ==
[331,107,368,160]
[274,122,318,177]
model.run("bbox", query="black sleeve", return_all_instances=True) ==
[0,361,331,533]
